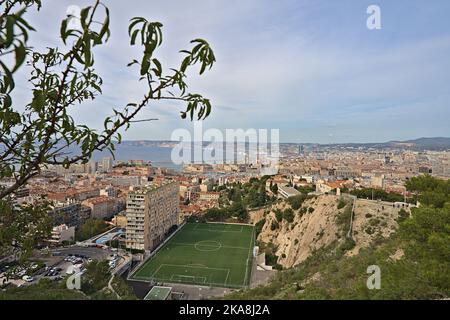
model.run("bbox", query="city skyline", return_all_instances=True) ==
[94,135,450,145]
[1,0,448,304]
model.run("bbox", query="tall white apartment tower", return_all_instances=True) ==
[125,182,179,251]
[102,157,113,172]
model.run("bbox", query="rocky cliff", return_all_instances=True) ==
[250,194,409,268]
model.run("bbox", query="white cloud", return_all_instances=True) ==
[10,0,450,142]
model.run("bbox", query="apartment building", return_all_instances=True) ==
[278,185,301,199]
[48,224,75,244]
[125,182,179,251]
[48,202,82,227]
[82,196,118,219]
[198,191,220,201]
[102,157,113,172]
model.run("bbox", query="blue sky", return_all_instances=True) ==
[13,0,450,143]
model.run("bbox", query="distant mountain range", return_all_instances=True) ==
[318,137,450,150]
[119,137,450,151]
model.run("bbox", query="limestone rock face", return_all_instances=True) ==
[252,195,408,268]
[254,195,341,268]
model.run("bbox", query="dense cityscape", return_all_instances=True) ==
[0,139,448,299]
[0,0,449,313]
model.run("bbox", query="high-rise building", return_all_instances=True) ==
[125,182,179,251]
[90,161,98,173]
[102,157,113,172]
[298,144,304,155]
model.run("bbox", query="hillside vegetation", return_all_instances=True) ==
[227,175,449,299]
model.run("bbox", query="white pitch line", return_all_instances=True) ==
[224,268,230,286]
[243,229,254,286]
[160,263,230,272]
[150,264,164,278]
[171,242,248,250]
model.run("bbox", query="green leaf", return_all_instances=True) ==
[5,17,15,47]
[140,53,150,75]
[12,45,26,72]
[60,19,68,44]
[152,58,162,76]
[84,36,92,68]
[127,59,139,67]
[199,62,207,75]
[30,90,45,111]
[80,6,92,30]
[130,29,139,45]
[180,56,190,73]
[128,17,145,36]
[98,7,110,42]
[0,61,15,92]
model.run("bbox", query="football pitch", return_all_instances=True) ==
[130,223,255,288]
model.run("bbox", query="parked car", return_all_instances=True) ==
[17,270,26,277]
[22,275,34,282]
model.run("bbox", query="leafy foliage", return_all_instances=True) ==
[0,199,52,261]
[274,209,283,222]
[75,218,111,241]
[287,194,307,210]
[204,201,248,222]
[336,201,353,235]
[0,277,86,300]
[111,275,137,300]
[294,185,315,194]
[255,218,266,237]
[0,0,215,258]
[349,188,414,203]
[405,174,449,208]
[81,260,110,294]
[225,175,450,300]
[283,208,295,223]
[337,198,347,209]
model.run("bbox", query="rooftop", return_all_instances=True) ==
[144,286,172,300]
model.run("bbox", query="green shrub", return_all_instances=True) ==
[337,199,347,209]
[283,208,295,223]
[287,194,307,210]
[255,218,266,237]
[274,209,283,222]
[338,237,356,253]
[397,208,409,223]
[270,221,279,231]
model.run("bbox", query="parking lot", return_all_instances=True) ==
[0,246,117,288]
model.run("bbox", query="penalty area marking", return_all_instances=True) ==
[194,240,222,252]
[193,224,244,233]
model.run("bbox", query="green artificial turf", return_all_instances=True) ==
[131,223,255,288]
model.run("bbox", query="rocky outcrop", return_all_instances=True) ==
[251,195,409,269]
[252,195,342,268]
